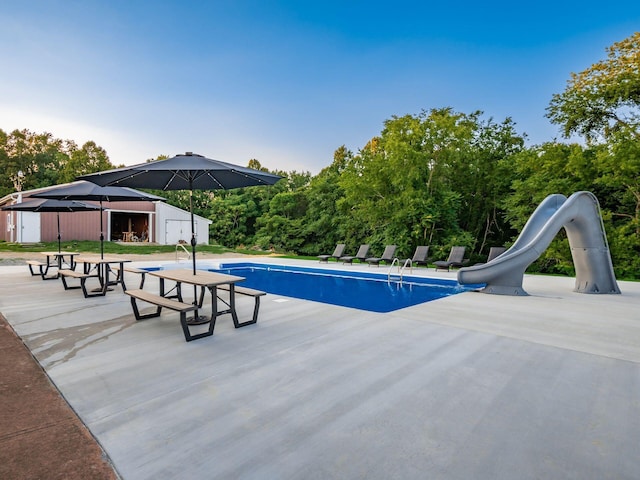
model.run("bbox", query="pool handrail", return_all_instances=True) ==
[388,257,405,285]
[175,243,191,263]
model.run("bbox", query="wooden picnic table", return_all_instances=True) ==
[26,252,80,280]
[41,251,80,271]
[150,268,245,324]
[65,255,131,297]
[124,268,269,342]
[122,268,246,341]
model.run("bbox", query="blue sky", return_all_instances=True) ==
[2,1,639,174]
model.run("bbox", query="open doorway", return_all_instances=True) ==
[111,212,151,242]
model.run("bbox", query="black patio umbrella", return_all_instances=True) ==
[78,152,282,274]
[31,181,165,258]
[1,198,101,254]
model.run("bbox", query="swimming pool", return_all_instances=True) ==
[204,263,480,313]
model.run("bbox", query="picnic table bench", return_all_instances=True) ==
[27,252,80,280]
[125,282,266,341]
[26,260,57,280]
[59,269,97,297]
[216,284,266,327]
[124,289,204,342]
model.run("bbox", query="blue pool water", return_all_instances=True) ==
[204,263,480,313]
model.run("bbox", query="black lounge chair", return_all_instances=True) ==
[487,247,507,263]
[318,244,346,263]
[401,245,430,268]
[339,244,370,264]
[365,245,397,267]
[473,246,506,265]
[486,246,506,262]
[434,246,467,271]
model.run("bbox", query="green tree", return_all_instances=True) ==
[0,129,69,196]
[501,142,599,274]
[253,171,310,251]
[208,194,257,247]
[446,115,523,254]
[61,141,114,182]
[296,146,351,255]
[544,32,640,278]
[593,134,640,277]
[502,140,640,278]
[547,32,640,142]
[336,108,522,259]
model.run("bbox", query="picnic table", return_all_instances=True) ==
[26,252,80,280]
[59,255,131,297]
[125,268,265,342]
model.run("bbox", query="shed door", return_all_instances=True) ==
[165,220,195,244]
[20,212,41,243]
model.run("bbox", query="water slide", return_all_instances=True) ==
[457,191,621,296]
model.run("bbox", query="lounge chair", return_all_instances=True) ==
[486,246,506,262]
[318,244,346,263]
[365,245,397,267]
[400,245,430,268]
[433,246,467,271]
[339,244,370,264]
[473,246,506,265]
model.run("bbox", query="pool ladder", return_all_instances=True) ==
[175,243,191,263]
[387,258,413,285]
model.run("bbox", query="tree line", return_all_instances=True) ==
[1,33,638,279]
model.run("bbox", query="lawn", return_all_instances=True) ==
[0,241,276,257]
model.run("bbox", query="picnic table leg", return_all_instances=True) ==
[82,264,107,298]
[43,255,60,280]
[211,286,218,323]
[28,262,51,280]
[95,264,107,295]
[56,254,77,271]
[228,284,241,328]
[102,264,110,294]
[204,286,218,333]
[106,262,126,290]
[181,285,216,337]
[197,286,206,307]
[159,278,182,301]
[184,283,211,326]
[129,297,162,320]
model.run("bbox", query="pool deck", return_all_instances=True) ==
[1,257,639,479]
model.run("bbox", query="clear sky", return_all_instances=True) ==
[2,1,639,174]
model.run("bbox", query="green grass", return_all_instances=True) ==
[0,241,276,257]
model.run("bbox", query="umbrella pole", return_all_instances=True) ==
[57,212,61,254]
[187,187,208,325]
[100,200,104,259]
[190,189,197,276]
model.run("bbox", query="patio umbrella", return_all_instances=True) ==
[31,181,165,258]
[1,198,101,254]
[78,152,282,274]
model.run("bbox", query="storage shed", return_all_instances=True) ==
[0,187,212,246]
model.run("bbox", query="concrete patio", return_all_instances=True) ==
[1,258,639,479]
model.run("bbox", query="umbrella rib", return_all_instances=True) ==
[203,171,225,189]
[102,171,143,189]
[162,170,195,190]
[200,170,272,189]
[164,171,181,190]
[230,169,272,185]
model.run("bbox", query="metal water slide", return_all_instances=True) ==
[457,191,621,295]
